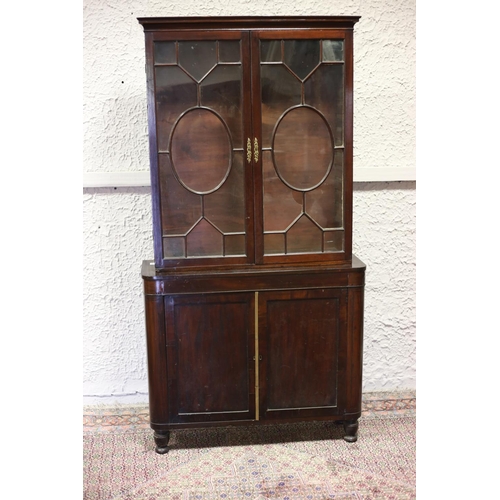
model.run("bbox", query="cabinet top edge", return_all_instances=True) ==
[137,16,361,31]
[141,256,366,279]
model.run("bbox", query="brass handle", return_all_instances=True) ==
[254,138,259,163]
[246,138,252,164]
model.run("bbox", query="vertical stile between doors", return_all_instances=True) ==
[254,291,259,420]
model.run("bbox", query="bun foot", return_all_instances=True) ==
[154,430,170,454]
[343,434,358,443]
[343,419,359,443]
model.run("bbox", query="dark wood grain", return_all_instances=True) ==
[343,29,354,260]
[250,31,264,265]
[345,286,365,416]
[138,17,361,32]
[143,294,168,425]
[164,293,255,424]
[259,289,348,420]
[142,258,365,296]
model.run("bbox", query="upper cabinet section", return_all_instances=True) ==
[138,17,359,270]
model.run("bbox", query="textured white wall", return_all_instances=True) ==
[353,183,415,391]
[83,0,415,403]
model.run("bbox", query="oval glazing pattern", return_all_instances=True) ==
[170,108,232,195]
[272,106,334,192]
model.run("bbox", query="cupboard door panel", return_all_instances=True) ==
[259,289,347,419]
[165,293,255,423]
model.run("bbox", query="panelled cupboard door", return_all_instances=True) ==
[257,289,348,420]
[145,27,353,268]
[164,292,256,423]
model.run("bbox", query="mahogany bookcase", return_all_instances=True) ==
[138,16,365,454]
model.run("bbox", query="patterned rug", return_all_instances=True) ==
[83,392,416,500]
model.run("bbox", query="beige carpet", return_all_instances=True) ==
[83,391,416,499]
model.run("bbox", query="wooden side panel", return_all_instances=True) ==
[165,292,255,423]
[259,289,347,420]
[344,286,364,417]
[144,294,168,426]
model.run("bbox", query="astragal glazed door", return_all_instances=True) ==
[147,31,254,268]
[251,30,353,265]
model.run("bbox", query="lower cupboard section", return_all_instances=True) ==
[142,261,365,452]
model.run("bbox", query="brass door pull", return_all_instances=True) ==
[254,138,259,163]
[246,138,252,164]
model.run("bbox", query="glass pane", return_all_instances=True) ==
[154,41,176,64]
[264,233,285,255]
[260,65,301,149]
[219,41,240,62]
[159,155,201,235]
[262,151,302,233]
[201,65,243,147]
[225,234,245,256]
[171,108,232,194]
[324,230,344,252]
[284,40,320,81]
[260,40,281,62]
[155,66,197,152]
[305,149,344,229]
[304,64,344,147]
[204,152,245,233]
[273,107,333,191]
[178,41,217,82]
[163,237,185,258]
[186,219,223,257]
[286,215,322,254]
[322,40,344,62]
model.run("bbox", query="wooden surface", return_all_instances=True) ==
[259,289,346,419]
[138,17,361,31]
[164,293,255,424]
